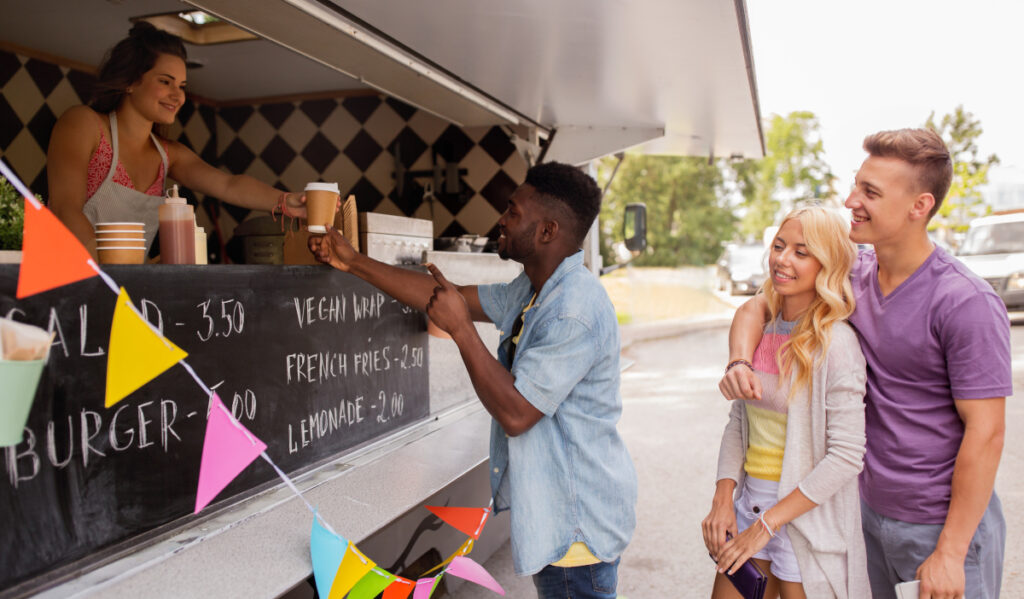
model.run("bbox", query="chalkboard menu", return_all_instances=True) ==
[0,265,429,593]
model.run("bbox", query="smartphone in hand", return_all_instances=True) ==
[894,580,920,599]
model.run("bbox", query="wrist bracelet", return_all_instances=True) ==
[758,512,776,538]
[277,192,290,217]
[725,359,753,374]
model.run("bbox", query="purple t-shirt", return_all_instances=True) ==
[850,247,1012,524]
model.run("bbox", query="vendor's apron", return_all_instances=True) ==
[82,112,168,252]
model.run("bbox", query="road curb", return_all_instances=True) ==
[619,312,734,351]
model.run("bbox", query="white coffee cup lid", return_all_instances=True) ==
[305,182,340,193]
[307,225,327,233]
[96,222,145,227]
[97,246,146,251]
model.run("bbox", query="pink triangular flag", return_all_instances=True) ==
[17,195,96,298]
[446,556,504,595]
[412,576,440,599]
[194,393,267,512]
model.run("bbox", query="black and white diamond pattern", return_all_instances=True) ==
[0,47,527,258]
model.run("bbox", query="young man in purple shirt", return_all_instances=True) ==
[720,128,1011,599]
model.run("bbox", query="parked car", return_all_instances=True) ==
[955,213,1024,311]
[716,243,767,295]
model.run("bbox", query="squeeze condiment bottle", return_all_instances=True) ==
[158,185,196,264]
[194,225,207,265]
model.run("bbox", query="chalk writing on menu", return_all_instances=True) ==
[0,266,429,591]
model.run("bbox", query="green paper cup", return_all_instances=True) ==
[0,359,45,446]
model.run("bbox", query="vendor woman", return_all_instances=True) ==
[47,22,307,258]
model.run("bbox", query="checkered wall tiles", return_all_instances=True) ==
[0,47,528,258]
[214,94,526,239]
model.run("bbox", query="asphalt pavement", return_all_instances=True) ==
[452,311,1024,599]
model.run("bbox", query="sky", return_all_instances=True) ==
[745,0,1024,189]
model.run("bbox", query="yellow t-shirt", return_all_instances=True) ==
[552,542,601,567]
[743,318,796,482]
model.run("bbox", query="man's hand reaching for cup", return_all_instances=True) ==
[425,264,472,339]
[307,225,357,271]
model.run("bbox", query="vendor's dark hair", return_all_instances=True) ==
[525,162,601,246]
[90,22,187,114]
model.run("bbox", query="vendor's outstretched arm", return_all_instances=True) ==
[718,294,769,400]
[309,226,489,322]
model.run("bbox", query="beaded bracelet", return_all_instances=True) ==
[725,358,753,374]
[758,512,776,538]
[276,192,291,217]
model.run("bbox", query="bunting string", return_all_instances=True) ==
[3,163,504,597]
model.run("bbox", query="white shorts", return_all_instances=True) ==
[733,476,802,583]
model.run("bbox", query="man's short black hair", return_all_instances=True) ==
[524,162,602,246]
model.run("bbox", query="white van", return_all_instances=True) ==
[956,212,1024,310]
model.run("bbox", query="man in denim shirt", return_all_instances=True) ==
[309,162,636,598]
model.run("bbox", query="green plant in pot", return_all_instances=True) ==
[0,175,29,251]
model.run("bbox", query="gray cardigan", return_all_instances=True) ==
[716,321,869,598]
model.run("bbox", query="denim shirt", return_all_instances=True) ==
[477,251,637,576]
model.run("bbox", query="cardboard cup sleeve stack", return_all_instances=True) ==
[342,194,359,253]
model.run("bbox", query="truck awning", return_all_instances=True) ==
[0,0,764,164]
[185,0,765,164]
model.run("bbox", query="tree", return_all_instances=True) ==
[925,105,999,243]
[598,154,736,266]
[736,111,835,239]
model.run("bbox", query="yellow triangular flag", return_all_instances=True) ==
[422,537,474,576]
[328,543,376,598]
[105,287,188,407]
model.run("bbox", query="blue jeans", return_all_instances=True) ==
[532,559,620,599]
[861,494,1005,599]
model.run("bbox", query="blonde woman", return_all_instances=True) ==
[701,206,869,598]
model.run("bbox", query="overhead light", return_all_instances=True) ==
[134,11,258,45]
[178,10,218,25]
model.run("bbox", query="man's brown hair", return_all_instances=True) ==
[863,128,953,217]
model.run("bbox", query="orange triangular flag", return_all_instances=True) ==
[17,199,96,298]
[105,287,188,407]
[425,506,490,539]
[383,577,415,599]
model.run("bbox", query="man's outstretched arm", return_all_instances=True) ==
[309,226,489,322]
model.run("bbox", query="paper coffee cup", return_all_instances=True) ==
[0,359,47,446]
[96,222,144,231]
[305,182,340,234]
[96,230,145,237]
[97,247,146,264]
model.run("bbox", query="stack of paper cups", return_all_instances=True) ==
[95,222,146,264]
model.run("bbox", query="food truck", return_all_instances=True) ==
[0,1,764,596]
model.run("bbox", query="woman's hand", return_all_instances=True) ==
[281,192,307,219]
[715,515,773,575]
[281,192,344,221]
[703,479,739,559]
[702,498,738,559]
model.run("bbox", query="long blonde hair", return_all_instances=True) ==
[761,206,856,398]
